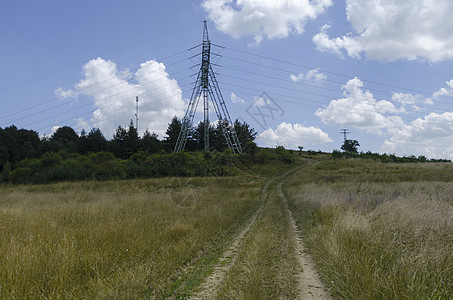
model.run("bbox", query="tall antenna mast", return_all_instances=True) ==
[135,96,139,132]
[174,21,242,153]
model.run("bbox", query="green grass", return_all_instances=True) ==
[284,158,453,299]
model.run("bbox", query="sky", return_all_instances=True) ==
[2,0,453,159]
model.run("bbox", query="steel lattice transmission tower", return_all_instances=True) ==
[340,129,350,142]
[174,21,242,153]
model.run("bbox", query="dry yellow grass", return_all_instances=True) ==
[0,176,263,299]
[3,156,452,299]
[284,159,453,299]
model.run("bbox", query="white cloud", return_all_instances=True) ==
[256,122,332,149]
[56,57,186,138]
[433,79,453,98]
[391,93,426,111]
[75,118,90,134]
[313,24,361,58]
[290,68,326,82]
[289,73,304,82]
[315,77,405,134]
[253,95,267,107]
[381,112,453,159]
[50,126,61,135]
[306,69,327,81]
[313,0,453,62]
[202,0,332,44]
[231,92,245,104]
[54,87,74,99]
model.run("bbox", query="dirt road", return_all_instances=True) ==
[189,166,330,299]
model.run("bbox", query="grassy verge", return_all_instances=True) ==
[216,180,299,299]
[0,176,264,299]
[284,159,453,299]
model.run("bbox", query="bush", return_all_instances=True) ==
[8,167,32,184]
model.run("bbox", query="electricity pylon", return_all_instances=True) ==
[174,21,242,153]
[340,129,350,142]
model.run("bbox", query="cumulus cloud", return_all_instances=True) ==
[313,0,453,62]
[290,68,327,82]
[315,77,405,134]
[256,122,332,149]
[382,112,453,159]
[433,79,453,98]
[54,87,74,99]
[56,57,185,138]
[391,93,427,111]
[202,0,332,44]
[231,92,245,104]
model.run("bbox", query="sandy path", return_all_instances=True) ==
[277,182,331,299]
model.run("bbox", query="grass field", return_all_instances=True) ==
[284,158,453,299]
[1,154,453,299]
[0,175,269,299]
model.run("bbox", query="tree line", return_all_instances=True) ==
[0,117,256,170]
[1,117,294,184]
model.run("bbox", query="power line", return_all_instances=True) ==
[26,76,195,129]
[1,55,195,126]
[219,77,453,127]
[211,23,453,79]
[0,49,194,123]
[34,84,194,134]
[221,55,432,102]
[221,46,453,99]
[0,21,203,91]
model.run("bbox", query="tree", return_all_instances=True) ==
[85,128,108,153]
[0,125,40,169]
[194,121,216,151]
[234,119,257,145]
[164,116,182,152]
[111,121,139,158]
[78,129,89,154]
[140,130,161,154]
[50,126,79,152]
[341,139,360,153]
[298,146,303,155]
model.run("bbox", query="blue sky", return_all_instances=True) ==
[2,0,453,159]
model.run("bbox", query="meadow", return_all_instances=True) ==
[0,175,267,299]
[1,154,452,299]
[284,158,453,299]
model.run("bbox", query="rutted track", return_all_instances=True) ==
[190,164,330,299]
[278,182,330,299]
[189,178,274,299]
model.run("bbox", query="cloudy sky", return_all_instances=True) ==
[2,0,453,159]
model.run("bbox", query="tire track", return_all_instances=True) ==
[189,178,274,300]
[277,182,331,299]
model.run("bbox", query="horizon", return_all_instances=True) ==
[2,1,453,159]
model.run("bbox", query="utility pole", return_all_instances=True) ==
[135,96,139,132]
[340,129,350,142]
[174,21,242,153]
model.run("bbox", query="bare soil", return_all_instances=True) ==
[278,182,331,299]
